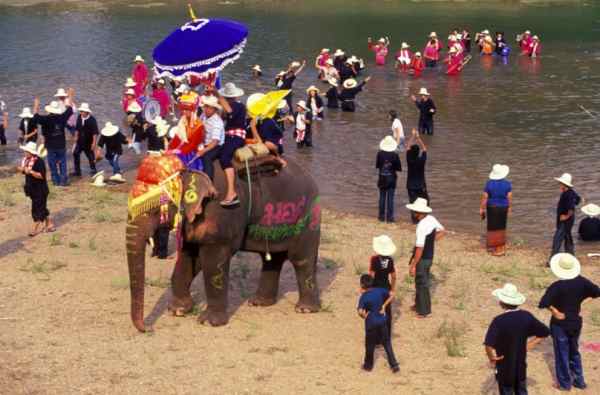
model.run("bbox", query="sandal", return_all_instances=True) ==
[45,227,56,233]
[220,196,240,207]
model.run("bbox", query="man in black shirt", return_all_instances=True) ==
[72,103,98,177]
[549,174,581,263]
[578,203,600,241]
[376,136,401,223]
[411,88,436,135]
[539,253,600,391]
[275,60,306,109]
[369,235,397,338]
[405,129,429,224]
[485,283,549,395]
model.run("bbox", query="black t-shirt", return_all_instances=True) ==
[129,113,145,142]
[146,126,165,151]
[539,276,600,334]
[416,99,436,123]
[369,255,395,290]
[25,157,49,198]
[258,118,283,154]
[406,150,427,189]
[484,310,550,386]
[34,106,73,150]
[98,132,128,156]
[556,189,580,226]
[376,150,402,189]
[339,82,365,101]
[19,118,37,143]
[280,74,296,90]
[578,217,600,241]
[75,115,99,149]
[225,101,247,130]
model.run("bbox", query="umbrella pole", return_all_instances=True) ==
[188,3,198,21]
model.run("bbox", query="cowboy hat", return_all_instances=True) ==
[327,78,338,87]
[334,49,345,57]
[379,136,398,152]
[54,88,68,98]
[326,58,334,66]
[532,35,539,40]
[482,29,490,35]
[296,100,309,111]
[175,84,189,95]
[418,87,430,96]
[429,32,437,38]
[554,173,573,188]
[581,203,600,217]
[406,197,432,213]
[157,78,165,85]
[124,78,137,88]
[156,121,169,137]
[378,37,386,43]
[201,95,222,110]
[550,253,581,280]
[127,102,142,113]
[91,171,106,187]
[414,52,422,57]
[372,235,397,257]
[109,173,126,183]
[218,82,245,98]
[306,85,320,94]
[45,101,63,115]
[348,55,359,63]
[343,79,357,89]
[149,115,165,126]
[252,64,262,72]
[489,164,510,180]
[125,88,136,96]
[449,47,458,54]
[290,61,301,68]
[134,55,144,62]
[277,100,288,110]
[101,122,119,137]
[401,42,409,49]
[19,142,47,158]
[524,30,531,35]
[492,283,526,306]
[78,102,92,113]
[321,48,330,53]
[19,107,33,118]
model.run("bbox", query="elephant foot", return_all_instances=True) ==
[248,295,277,307]
[295,301,321,314]
[198,310,229,327]
[168,296,194,317]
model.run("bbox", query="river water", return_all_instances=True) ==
[1,1,600,248]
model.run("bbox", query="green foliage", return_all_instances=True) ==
[111,277,130,290]
[49,234,62,246]
[590,309,600,327]
[353,262,366,276]
[145,276,170,289]
[19,258,67,280]
[320,302,334,313]
[437,320,467,357]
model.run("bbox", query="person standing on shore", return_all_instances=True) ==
[411,88,436,135]
[376,136,401,223]
[480,164,512,256]
[132,55,148,98]
[0,108,7,145]
[18,107,37,144]
[369,235,397,338]
[405,129,428,224]
[578,203,600,241]
[539,253,600,391]
[549,173,580,263]
[406,198,445,318]
[72,103,98,177]
[484,283,550,395]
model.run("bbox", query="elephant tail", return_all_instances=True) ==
[126,216,153,332]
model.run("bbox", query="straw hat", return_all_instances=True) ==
[582,203,600,217]
[109,173,126,183]
[149,115,165,126]
[175,84,189,95]
[414,52,422,57]
[482,29,490,35]
[321,48,330,53]
[533,35,539,41]
[348,55,359,63]
[296,100,309,111]
[489,164,510,180]
[201,95,222,110]
[492,283,526,306]
[327,78,338,87]
[378,37,386,43]
[306,85,320,94]
[277,100,288,110]
[372,235,397,257]
[125,88,136,96]
[19,107,33,118]
[54,88,68,98]
[379,136,398,152]
[418,87,430,96]
[343,79,358,89]
[252,65,262,73]
[554,173,573,188]
[91,171,106,187]
[550,253,581,280]
[124,78,137,88]
[78,102,92,113]
[401,42,409,49]
[19,142,47,158]
[246,93,264,109]
[326,58,334,66]
[406,197,432,213]
[101,122,119,137]
[134,55,144,62]
[334,49,345,57]
[127,102,142,114]
[218,82,245,98]
[45,101,63,115]
[429,32,437,38]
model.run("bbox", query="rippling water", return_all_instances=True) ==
[1,1,600,248]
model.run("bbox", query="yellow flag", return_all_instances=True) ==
[247,90,290,119]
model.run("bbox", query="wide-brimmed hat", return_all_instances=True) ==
[532,35,539,41]
[489,164,510,180]
[78,102,92,113]
[218,82,244,98]
[252,64,262,73]
[156,121,169,137]
[334,49,345,57]
[125,88,136,96]
[19,142,47,158]
[201,95,222,110]
[550,253,581,280]
[101,122,119,137]
[290,61,301,69]
[92,171,106,187]
[378,37,386,43]
[246,93,265,109]
[492,283,526,306]
[415,52,422,57]
[418,87,430,96]
[348,55,359,63]
[482,29,490,35]
[582,203,600,217]
[19,107,33,118]
[343,79,357,89]
[54,88,68,98]
[109,173,126,183]
[554,173,573,188]
[524,30,531,35]
[127,102,142,113]
[429,32,437,38]
[157,78,165,85]
[149,115,165,126]
[45,101,63,115]
[406,197,432,213]
[401,42,409,49]
[296,100,309,111]
[277,100,288,110]
[134,55,144,62]
[379,136,398,152]
[327,78,338,87]
[372,235,397,256]
[124,78,137,88]
[321,48,330,53]
[175,84,189,95]
[306,85,320,94]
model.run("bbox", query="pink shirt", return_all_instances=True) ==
[132,64,149,97]
[369,42,388,65]
[151,88,171,117]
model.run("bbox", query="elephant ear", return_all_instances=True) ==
[182,171,216,223]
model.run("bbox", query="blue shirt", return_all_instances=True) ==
[357,287,389,330]
[484,179,512,207]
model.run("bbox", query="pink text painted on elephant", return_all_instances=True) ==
[310,203,321,231]
[260,197,307,226]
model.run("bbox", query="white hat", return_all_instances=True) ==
[533,35,539,40]
[125,88,136,96]
[78,102,92,113]
[157,78,165,85]
[109,173,126,183]
[45,101,63,115]
[321,48,330,53]
[372,235,397,256]
[406,197,432,213]
[449,47,458,54]
[334,49,345,57]
[327,78,338,87]
[101,122,119,137]
[127,102,142,113]
[124,78,137,88]
[415,51,422,57]
[429,32,437,38]
[492,283,526,306]
[290,61,301,68]
[379,136,398,152]
[246,93,264,108]
[524,30,531,35]
[168,126,179,139]
[19,142,47,158]
[581,203,600,217]
[134,55,144,62]
[218,82,245,98]
[378,37,386,43]
[54,88,68,98]
[91,171,106,187]
[554,173,573,188]
[296,100,309,111]
[175,84,189,94]
[482,29,490,35]
[156,121,169,137]
[550,253,581,280]
[326,58,334,66]
[343,79,357,89]
[348,55,359,63]
[19,107,33,118]
[401,42,409,49]
[150,115,165,126]
[252,64,262,72]
[277,100,288,110]
[201,95,222,110]
[489,164,510,180]
[418,87,430,96]
[306,85,320,94]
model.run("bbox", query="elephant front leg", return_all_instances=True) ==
[198,245,232,327]
[248,252,287,307]
[290,250,321,314]
[169,242,198,317]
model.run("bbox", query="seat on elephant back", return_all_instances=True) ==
[233,142,283,178]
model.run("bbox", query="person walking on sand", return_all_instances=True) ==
[484,283,550,395]
[369,235,397,339]
[539,253,600,391]
[376,136,401,223]
[480,164,512,256]
[406,198,444,319]
[405,129,428,224]
[71,103,98,177]
[578,203,600,241]
[411,88,436,135]
[357,274,399,373]
[549,173,581,264]
[97,122,129,178]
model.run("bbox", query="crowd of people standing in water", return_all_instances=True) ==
[1,23,599,393]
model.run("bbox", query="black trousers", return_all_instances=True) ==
[550,219,575,259]
[418,119,434,135]
[341,100,355,112]
[0,126,6,145]
[152,226,170,259]
[73,144,96,175]
[408,187,429,223]
[201,146,221,181]
[364,324,398,370]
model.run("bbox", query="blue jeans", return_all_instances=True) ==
[47,148,68,186]
[498,379,527,395]
[551,324,586,390]
[107,154,121,174]
[378,188,395,222]
[550,219,574,260]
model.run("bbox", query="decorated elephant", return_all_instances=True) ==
[126,154,321,332]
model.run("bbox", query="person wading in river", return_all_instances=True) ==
[339,77,371,113]
[548,173,580,265]
[405,129,428,224]
[480,164,512,256]
[411,88,436,135]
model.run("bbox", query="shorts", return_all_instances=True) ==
[218,135,245,169]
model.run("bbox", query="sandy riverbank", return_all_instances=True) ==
[0,174,599,394]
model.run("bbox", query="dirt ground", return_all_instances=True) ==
[1,174,599,395]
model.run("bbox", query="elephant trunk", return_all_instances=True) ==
[126,216,153,332]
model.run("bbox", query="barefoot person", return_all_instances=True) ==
[406,198,444,318]
[480,164,512,256]
[549,173,581,263]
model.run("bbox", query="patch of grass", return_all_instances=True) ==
[403,274,414,285]
[19,259,67,280]
[320,302,334,314]
[511,236,527,247]
[451,282,468,311]
[528,275,550,291]
[68,241,79,249]
[353,262,366,276]
[145,276,170,289]
[480,261,520,279]
[49,234,62,246]
[88,235,97,251]
[94,211,112,223]
[111,277,130,290]
[436,320,467,357]
[590,309,600,327]
[320,258,339,270]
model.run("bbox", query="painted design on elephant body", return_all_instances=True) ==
[260,197,307,226]
[184,173,199,204]
[210,260,226,290]
[305,275,315,290]
[248,197,320,241]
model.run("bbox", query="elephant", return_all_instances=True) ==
[126,157,321,332]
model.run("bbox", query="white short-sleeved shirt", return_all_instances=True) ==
[415,215,444,247]
[296,113,306,131]
[392,118,404,140]
[201,113,225,146]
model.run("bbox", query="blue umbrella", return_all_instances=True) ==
[153,16,248,80]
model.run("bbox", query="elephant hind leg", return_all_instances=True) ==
[248,251,287,307]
